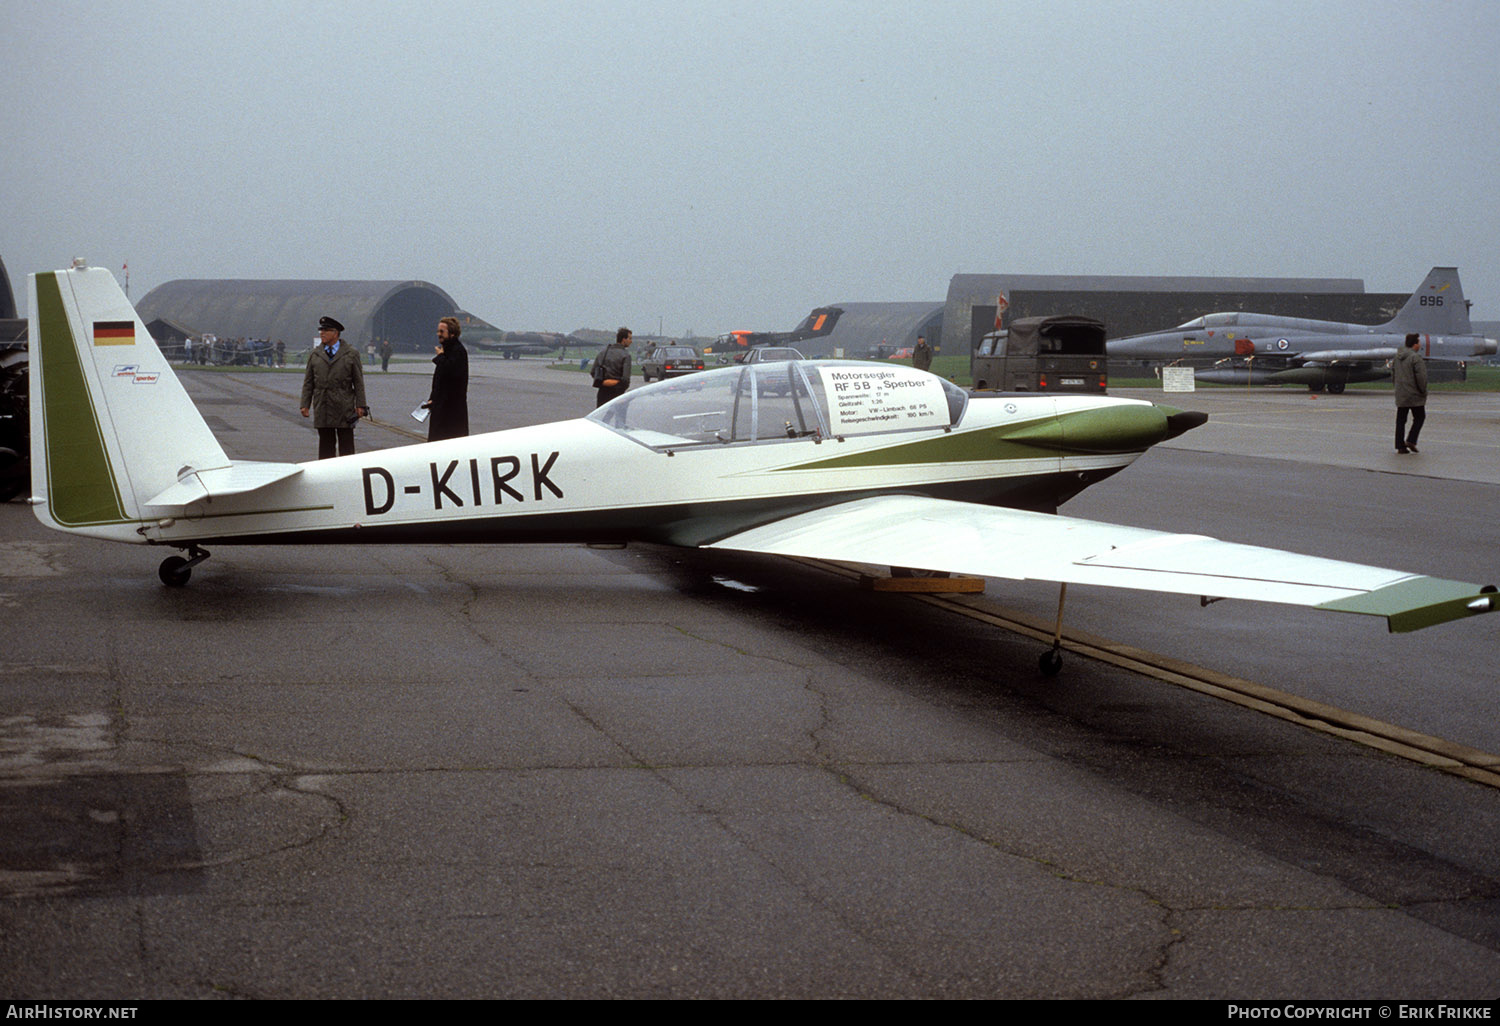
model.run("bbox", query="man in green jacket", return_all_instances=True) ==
[912,334,933,372]
[1393,332,1428,454]
[300,316,369,459]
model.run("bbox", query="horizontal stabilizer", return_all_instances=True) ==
[707,495,1498,632]
[143,461,303,513]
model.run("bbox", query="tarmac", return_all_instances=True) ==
[2,356,1498,998]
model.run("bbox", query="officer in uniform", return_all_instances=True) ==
[300,315,369,458]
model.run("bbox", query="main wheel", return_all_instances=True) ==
[159,555,191,587]
[1326,382,1346,394]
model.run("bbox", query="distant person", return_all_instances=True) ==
[912,334,933,372]
[380,338,393,372]
[421,316,469,441]
[1393,332,1428,454]
[300,315,368,459]
[274,339,286,368]
[591,327,633,407]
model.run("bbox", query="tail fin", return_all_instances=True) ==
[29,264,230,540]
[1386,267,1471,334]
[789,305,844,341]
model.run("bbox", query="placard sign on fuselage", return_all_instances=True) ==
[820,366,949,435]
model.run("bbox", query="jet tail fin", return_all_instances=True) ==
[29,264,232,541]
[1386,267,1471,334]
[789,306,844,340]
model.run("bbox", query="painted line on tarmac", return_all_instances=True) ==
[795,556,1500,790]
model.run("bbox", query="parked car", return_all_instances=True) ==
[641,345,706,382]
[731,346,806,396]
[736,346,804,364]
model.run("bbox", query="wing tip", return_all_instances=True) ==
[1318,578,1499,633]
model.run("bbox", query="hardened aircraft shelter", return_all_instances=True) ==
[135,279,460,352]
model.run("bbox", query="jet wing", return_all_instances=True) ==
[706,495,1496,632]
[142,461,304,514]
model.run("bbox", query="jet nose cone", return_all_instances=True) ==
[1106,337,1149,357]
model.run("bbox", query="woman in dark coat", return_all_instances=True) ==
[423,316,469,441]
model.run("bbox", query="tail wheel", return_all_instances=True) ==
[159,556,191,587]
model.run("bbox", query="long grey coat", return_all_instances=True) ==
[300,343,369,428]
[1393,345,1428,407]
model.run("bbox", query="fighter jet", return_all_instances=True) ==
[456,329,576,361]
[27,265,1497,674]
[1107,267,1498,393]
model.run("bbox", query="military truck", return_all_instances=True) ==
[971,315,1107,393]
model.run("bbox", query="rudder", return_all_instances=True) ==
[29,265,229,540]
[1387,267,1471,334]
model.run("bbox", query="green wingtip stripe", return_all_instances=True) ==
[35,272,129,526]
[1316,577,1498,633]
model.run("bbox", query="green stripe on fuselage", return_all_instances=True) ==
[35,272,128,526]
[778,404,1170,471]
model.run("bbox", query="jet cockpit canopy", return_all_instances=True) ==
[1172,312,1245,331]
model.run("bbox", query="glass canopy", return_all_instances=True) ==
[588,360,968,450]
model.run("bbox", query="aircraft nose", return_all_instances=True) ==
[1161,408,1209,439]
[1002,403,1184,453]
[1105,337,1149,357]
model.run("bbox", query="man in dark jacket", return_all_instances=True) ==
[592,327,633,407]
[912,334,933,372]
[300,316,368,459]
[422,317,469,441]
[1393,332,1428,454]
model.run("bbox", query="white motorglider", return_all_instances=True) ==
[28,265,1497,673]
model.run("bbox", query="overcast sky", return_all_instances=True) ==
[4,0,1498,335]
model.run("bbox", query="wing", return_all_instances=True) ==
[705,495,1497,633]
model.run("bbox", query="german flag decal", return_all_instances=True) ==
[93,320,134,346]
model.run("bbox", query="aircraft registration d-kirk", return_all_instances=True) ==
[28,264,1497,673]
